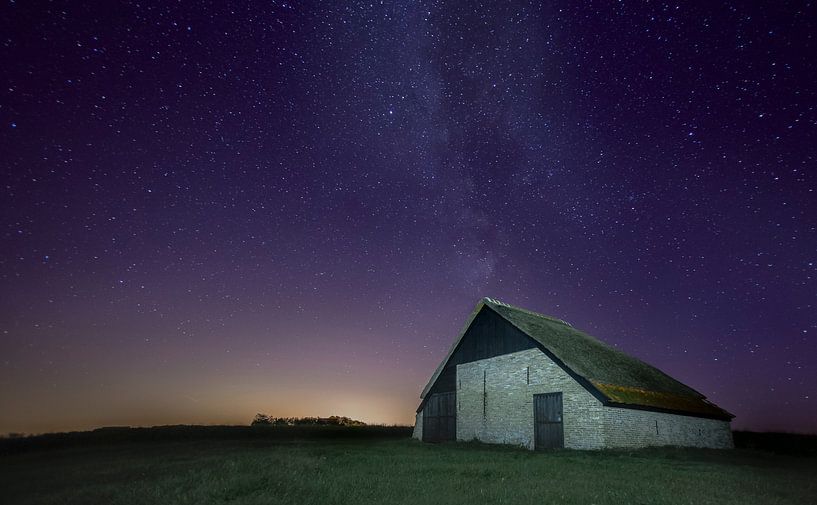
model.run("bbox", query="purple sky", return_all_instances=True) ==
[1,1,815,435]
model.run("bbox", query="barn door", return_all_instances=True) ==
[422,392,456,442]
[534,392,564,449]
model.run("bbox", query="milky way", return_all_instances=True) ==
[1,1,815,434]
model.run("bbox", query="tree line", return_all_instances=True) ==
[251,414,366,427]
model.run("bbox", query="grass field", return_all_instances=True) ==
[1,427,815,505]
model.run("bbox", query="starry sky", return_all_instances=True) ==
[1,1,815,435]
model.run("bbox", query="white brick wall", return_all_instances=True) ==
[456,348,605,450]
[603,406,733,449]
[413,348,733,450]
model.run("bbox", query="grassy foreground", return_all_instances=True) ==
[1,427,815,505]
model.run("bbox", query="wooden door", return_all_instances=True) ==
[422,392,456,442]
[534,392,564,449]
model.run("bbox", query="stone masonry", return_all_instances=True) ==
[456,348,605,449]
[603,406,733,448]
[414,348,733,449]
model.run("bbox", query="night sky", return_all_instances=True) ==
[1,1,815,435]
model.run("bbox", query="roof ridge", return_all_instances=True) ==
[483,297,573,327]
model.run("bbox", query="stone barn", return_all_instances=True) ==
[413,298,734,450]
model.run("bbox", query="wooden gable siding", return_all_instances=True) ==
[421,307,536,408]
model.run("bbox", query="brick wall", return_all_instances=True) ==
[456,348,605,450]
[602,406,733,449]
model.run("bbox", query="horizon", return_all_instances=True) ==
[2,297,812,436]
[5,421,816,439]
[2,2,815,436]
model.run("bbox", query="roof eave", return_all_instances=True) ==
[604,401,735,421]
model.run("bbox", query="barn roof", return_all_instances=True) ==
[420,298,733,420]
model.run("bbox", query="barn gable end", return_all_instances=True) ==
[457,348,605,450]
[417,305,537,412]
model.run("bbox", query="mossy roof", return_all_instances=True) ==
[422,298,733,420]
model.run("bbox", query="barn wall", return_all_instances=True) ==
[422,307,536,402]
[602,407,733,449]
[412,411,423,440]
[456,348,605,450]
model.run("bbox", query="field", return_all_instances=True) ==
[1,427,816,505]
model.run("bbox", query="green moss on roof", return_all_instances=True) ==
[592,381,732,418]
[482,298,733,420]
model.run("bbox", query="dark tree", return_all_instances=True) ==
[251,413,272,426]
